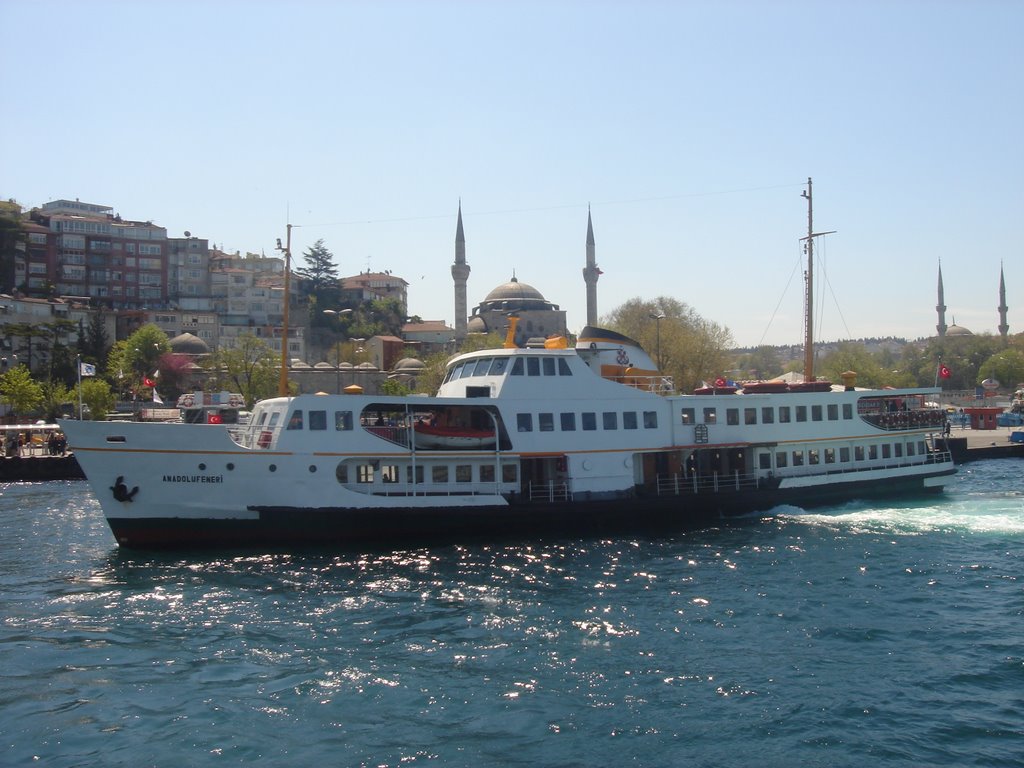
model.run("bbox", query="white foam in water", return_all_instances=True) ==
[777,494,1024,536]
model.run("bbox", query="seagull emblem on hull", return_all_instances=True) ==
[110,475,139,502]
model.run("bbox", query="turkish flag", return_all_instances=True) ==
[939,364,951,379]
[143,376,156,387]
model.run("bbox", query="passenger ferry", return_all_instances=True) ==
[59,325,954,548]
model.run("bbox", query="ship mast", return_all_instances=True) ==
[799,177,835,383]
[801,178,814,382]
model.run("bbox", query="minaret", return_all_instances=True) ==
[451,202,470,339]
[582,207,600,326]
[936,261,947,337]
[998,262,1009,340]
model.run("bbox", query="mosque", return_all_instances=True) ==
[447,210,1012,348]
[935,262,1010,339]
[450,204,601,347]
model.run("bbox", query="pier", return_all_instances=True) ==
[943,427,1024,463]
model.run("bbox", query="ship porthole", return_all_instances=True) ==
[269,464,277,472]
[226,463,234,471]
[198,463,206,471]
[309,465,317,473]
[582,459,592,471]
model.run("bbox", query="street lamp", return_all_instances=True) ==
[322,308,353,319]
[649,312,665,371]
[275,226,292,397]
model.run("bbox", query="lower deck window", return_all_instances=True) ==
[432,465,449,483]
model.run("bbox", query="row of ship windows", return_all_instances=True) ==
[683,403,854,426]
[517,410,659,432]
[444,356,573,383]
[759,440,928,469]
[336,461,518,485]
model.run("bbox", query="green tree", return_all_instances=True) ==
[736,345,782,380]
[921,334,1002,389]
[39,318,78,383]
[39,380,73,421]
[4,321,45,372]
[295,239,340,304]
[0,364,43,420]
[817,343,889,387]
[603,297,733,393]
[107,325,170,396]
[0,200,25,294]
[82,307,110,369]
[79,378,116,421]
[380,378,413,396]
[204,334,280,408]
[978,348,1024,390]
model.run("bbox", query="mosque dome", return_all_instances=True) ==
[466,315,489,334]
[482,276,547,306]
[946,323,974,337]
[168,332,210,355]
[393,357,425,371]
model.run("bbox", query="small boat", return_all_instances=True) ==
[413,422,496,449]
[740,380,790,394]
[787,381,834,393]
[692,386,738,395]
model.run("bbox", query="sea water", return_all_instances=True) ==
[1,461,1022,767]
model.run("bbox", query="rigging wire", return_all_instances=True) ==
[756,245,805,348]
[815,236,852,342]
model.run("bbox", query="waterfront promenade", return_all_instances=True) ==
[945,425,1024,462]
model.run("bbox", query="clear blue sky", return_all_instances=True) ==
[2,0,1021,347]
